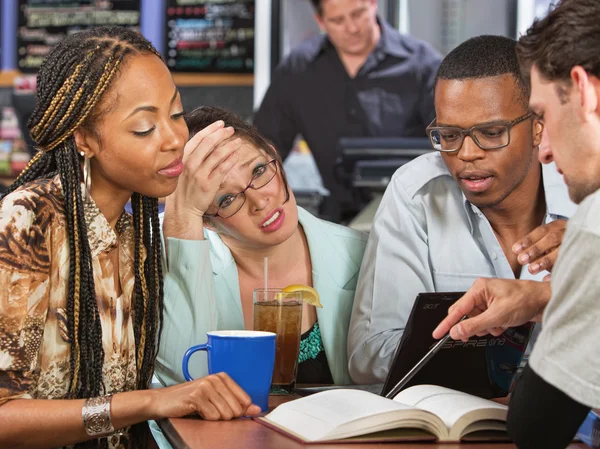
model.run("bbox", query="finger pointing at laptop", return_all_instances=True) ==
[432,278,551,341]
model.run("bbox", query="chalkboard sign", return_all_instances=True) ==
[17,0,141,73]
[166,1,255,73]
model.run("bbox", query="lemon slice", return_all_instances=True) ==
[281,284,322,308]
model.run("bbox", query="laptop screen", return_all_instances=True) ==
[381,292,533,399]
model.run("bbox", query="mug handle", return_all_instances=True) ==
[182,344,210,381]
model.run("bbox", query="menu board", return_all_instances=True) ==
[166,0,255,73]
[17,0,141,73]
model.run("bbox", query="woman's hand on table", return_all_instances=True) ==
[150,372,261,421]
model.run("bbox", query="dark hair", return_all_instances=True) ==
[516,0,600,101]
[435,35,530,108]
[309,0,322,15]
[3,26,163,449]
[185,106,290,204]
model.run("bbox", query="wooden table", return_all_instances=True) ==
[156,395,588,449]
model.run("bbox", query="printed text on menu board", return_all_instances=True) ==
[18,0,141,73]
[166,0,255,73]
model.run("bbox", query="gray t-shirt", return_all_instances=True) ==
[529,188,600,408]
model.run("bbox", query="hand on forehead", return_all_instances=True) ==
[217,141,268,185]
[216,138,265,162]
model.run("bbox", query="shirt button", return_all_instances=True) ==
[491,252,498,260]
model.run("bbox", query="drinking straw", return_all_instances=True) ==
[264,256,268,292]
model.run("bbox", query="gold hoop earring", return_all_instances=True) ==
[80,151,92,203]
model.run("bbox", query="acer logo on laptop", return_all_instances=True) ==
[423,303,440,309]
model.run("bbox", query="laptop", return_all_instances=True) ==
[293,292,532,399]
[381,292,533,399]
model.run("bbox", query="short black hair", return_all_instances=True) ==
[436,35,530,108]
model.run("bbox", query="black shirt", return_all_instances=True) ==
[253,19,441,221]
[507,364,590,449]
[296,323,333,385]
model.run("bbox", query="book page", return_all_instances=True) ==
[263,389,442,442]
[393,385,507,438]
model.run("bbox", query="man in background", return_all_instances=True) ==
[254,0,441,222]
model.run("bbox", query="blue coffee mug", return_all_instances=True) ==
[182,330,276,412]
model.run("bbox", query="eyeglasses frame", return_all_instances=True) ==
[426,112,533,153]
[204,159,279,219]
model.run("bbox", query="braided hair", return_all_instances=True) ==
[3,27,164,448]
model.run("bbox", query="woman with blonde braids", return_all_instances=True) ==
[0,27,258,449]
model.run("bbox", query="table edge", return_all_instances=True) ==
[156,418,190,449]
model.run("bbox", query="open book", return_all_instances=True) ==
[258,385,509,443]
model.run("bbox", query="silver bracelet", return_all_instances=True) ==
[82,395,115,437]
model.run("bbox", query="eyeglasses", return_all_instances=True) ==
[204,159,279,219]
[426,112,533,153]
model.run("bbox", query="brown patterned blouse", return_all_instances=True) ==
[0,175,139,448]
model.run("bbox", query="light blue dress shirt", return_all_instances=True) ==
[347,152,577,384]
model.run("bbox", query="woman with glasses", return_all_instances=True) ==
[155,106,368,390]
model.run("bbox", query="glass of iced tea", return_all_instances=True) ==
[253,288,303,393]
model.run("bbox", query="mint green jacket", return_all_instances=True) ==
[154,207,368,387]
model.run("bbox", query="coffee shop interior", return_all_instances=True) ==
[3,1,599,449]
[0,0,549,227]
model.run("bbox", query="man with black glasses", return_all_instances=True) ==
[347,35,575,384]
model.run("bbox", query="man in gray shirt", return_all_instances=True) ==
[434,1,600,447]
[348,35,576,384]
